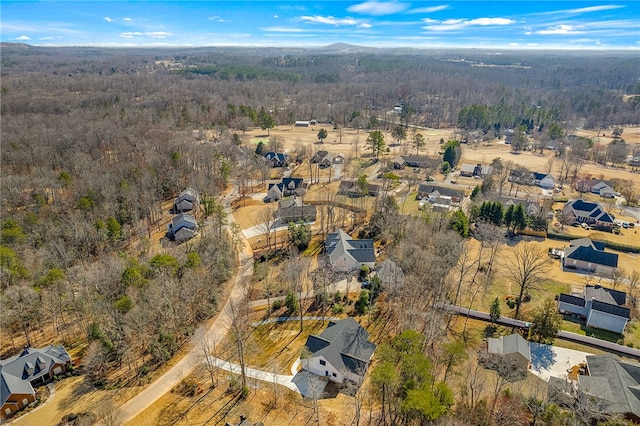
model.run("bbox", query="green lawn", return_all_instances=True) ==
[561,317,623,343]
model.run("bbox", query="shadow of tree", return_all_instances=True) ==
[530,343,557,372]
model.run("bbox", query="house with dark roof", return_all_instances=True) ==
[263,151,290,168]
[167,212,197,243]
[459,163,493,177]
[303,318,376,384]
[486,333,531,373]
[275,198,317,224]
[578,355,640,422]
[338,179,381,198]
[558,284,629,334]
[562,238,619,277]
[325,229,375,272]
[265,178,307,202]
[416,184,466,207]
[392,155,437,169]
[173,188,199,213]
[1,346,71,419]
[563,199,615,230]
[509,169,556,189]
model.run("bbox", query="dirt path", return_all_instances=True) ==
[117,195,254,425]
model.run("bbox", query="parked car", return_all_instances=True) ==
[361,281,371,289]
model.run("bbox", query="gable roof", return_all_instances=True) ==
[582,355,640,418]
[338,179,381,196]
[1,346,71,406]
[325,229,376,266]
[585,285,626,306]
[566,200,614,224]
[591,300,631,319]
[305,318,376,375]
[487,333,530,361]
[565,244,618,268]
[171,212,197,230]
[417,183,465,199]
[559,293,586,307]
[277,204,317,223]
[570,238,606,251]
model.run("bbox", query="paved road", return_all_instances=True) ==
[117,201,255,424]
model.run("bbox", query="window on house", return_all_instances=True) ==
[332,372,337,377]
[319,360,326,366]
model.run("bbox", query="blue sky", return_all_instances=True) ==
[1,1,638,49]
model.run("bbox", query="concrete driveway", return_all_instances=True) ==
[529,342,593,382]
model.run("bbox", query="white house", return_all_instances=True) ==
[303,318,376,384]
[558,285,629,334]
[325,229,376,272]
[563,200,615,230]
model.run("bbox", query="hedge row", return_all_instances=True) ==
[547,230,640,253]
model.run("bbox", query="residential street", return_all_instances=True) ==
[116,199,255,424]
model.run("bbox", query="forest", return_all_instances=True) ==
[1,43,639,424]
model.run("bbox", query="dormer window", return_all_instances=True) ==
[24,361,34,376]
[36,356,46,370]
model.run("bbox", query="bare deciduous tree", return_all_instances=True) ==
[501,242,551,320]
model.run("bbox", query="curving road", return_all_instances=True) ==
[116,201,255,424]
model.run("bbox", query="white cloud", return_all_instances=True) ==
[551,4,624,15]
[16,35,31,41]
[259,26,306,33]
[536,24,583,35]
[39,36,54,41]
[147,32,170,39]
[408,5,448,14]
[509,42,519,46]
[422,18,440,24]
[104,17,112,23]
[347,1,409,16]
[301,16,360,26]
[121,31,170,39]
[358,23,373,29]
[424,17,515,31]
[123,17,132,22]
[273,15,279,18]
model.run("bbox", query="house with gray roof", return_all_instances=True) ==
[275,198,317,224]
[558,284,629,334]
[303,318,376,384]
[416,184,466,208]
[338,179,381,198]
[325,229,376,272]
[563,200,615,230]
[173,188,199,213]
[459,162,493,177]
[167,212,197,243]
[486,333,531,374]
[562,238,619,277]
[1,345,71,419]
[578,355,640,422]
[575,178,616,198]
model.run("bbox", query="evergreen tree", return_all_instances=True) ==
[490,297,501,324]
[513,203,527,232]
[529,298,562,344]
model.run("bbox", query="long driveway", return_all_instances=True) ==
[116,200,254,424]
